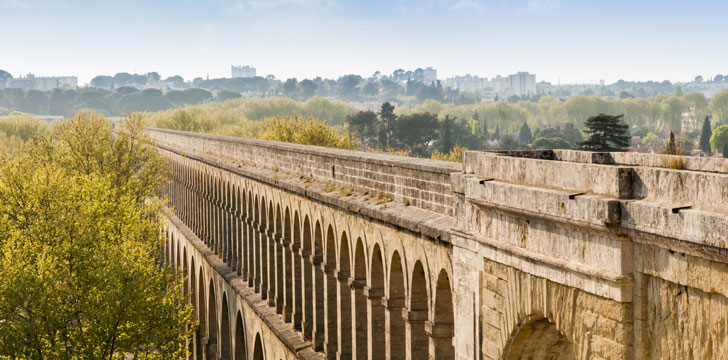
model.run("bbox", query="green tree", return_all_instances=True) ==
[438,115,456,154]
[532,137,572,149]
[0,69,11,86]
[493,125,500,141]
[346,110,378,142]
[262,114,357,150]
[379,102,396,148]
[393,112,439,155]
[283,78,299,97]
[496,134,524,150]
[711,89,728,125]
[519,122,533,144]
[300,79,318,100]
[578,113,631,152]
[361,82,379,96]
[0,111,193,359]
[710,125,728,153]
[699,116,712,154]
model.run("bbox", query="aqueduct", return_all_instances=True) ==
[152,128,728,360]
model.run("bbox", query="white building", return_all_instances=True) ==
[422,67,437,84]
[5,74,78,91]
[231,65,257,78]
[444,74,487,92]
[508,72,536,97]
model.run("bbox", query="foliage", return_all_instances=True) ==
[393,112,439,156]
[495,134,523,150]
[0,111,193,359]
[710,125,728,154]
[431,145,466,162]
[699,116,712,154]
[712,89,728,125]
[532,137,572,149]
[578,113,631,152]
[262,114,357,150]
[518,122,533,144]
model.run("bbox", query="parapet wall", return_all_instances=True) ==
[147,128,461,217]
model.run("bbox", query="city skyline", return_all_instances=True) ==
[2,0,727,84]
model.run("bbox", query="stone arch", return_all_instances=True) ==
[235,311,248,360]
[409,261,429,360]
[234,311,248,360]
[325,224,338,358]
[338,231,352,359]
[207,280,219,360]
[292,210,303,330]
[183,247,189,298]
[302,214,314,339]
[275,204,284,313]
[353,237,368,360]
[266,199,275,304]
[369,243,386,360]
[504,315,575,360]
[313,220,325,351]
[388,251,406,360]
[196,268,206,360]
[253,333,264,360]
[259,197,268,297]
[432,269,455,360]
[221,293,232,360]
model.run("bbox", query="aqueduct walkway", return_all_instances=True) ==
[151,128,728,360]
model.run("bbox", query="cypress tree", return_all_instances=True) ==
[577,113,631,152]
[519,122,533,144]
[699,116,712,154]
[493,125,501,141]
[724,142,728,158]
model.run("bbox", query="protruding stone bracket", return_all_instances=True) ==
[672,205,691,214]
[568,192,586,200]
[425,321,455,337]
[479,178,494,184]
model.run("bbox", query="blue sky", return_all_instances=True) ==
[1,0,726,84]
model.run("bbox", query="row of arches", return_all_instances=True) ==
[163,155,455,359]
[166,232,266,360]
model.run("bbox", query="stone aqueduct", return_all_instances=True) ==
[150,128,728,360]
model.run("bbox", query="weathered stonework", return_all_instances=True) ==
[150,128,728,360]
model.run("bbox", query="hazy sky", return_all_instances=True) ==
[2,0,726,85]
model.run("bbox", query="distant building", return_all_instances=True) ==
[508,72,536,97]
[5,73,78,91]
[422,67,437,84]
[444,74,487,92]
[231,65,257,78]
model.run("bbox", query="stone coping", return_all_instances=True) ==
[158,144,455,244]
[475,149,728,174]
[147,127,462,175]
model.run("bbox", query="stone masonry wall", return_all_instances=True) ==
[147,128,461,217]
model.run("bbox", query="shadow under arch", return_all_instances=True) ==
[504,315,575,360]
[253,333,264,360]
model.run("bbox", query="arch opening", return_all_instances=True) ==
[253,333,264,360]
[221,294,232,360]
[409,261,429,360]
[388,251,406,360]
[505,316,575,360]
[235,312,248,360]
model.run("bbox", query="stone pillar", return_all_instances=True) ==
[350,279,367,360]
[268,230,278,308]
[284,240,296,324]
[323,261,338,359]
[259,224,268,299]
[365,287,385,360]
[404,309,429,360]
[301,247,314,339]
[336,269,352,360]
[426,321,455,360]
[311,254,325,351]
[384,297,406,360]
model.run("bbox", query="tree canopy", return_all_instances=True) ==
[578,113,631,152]
[0,111,194,359]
